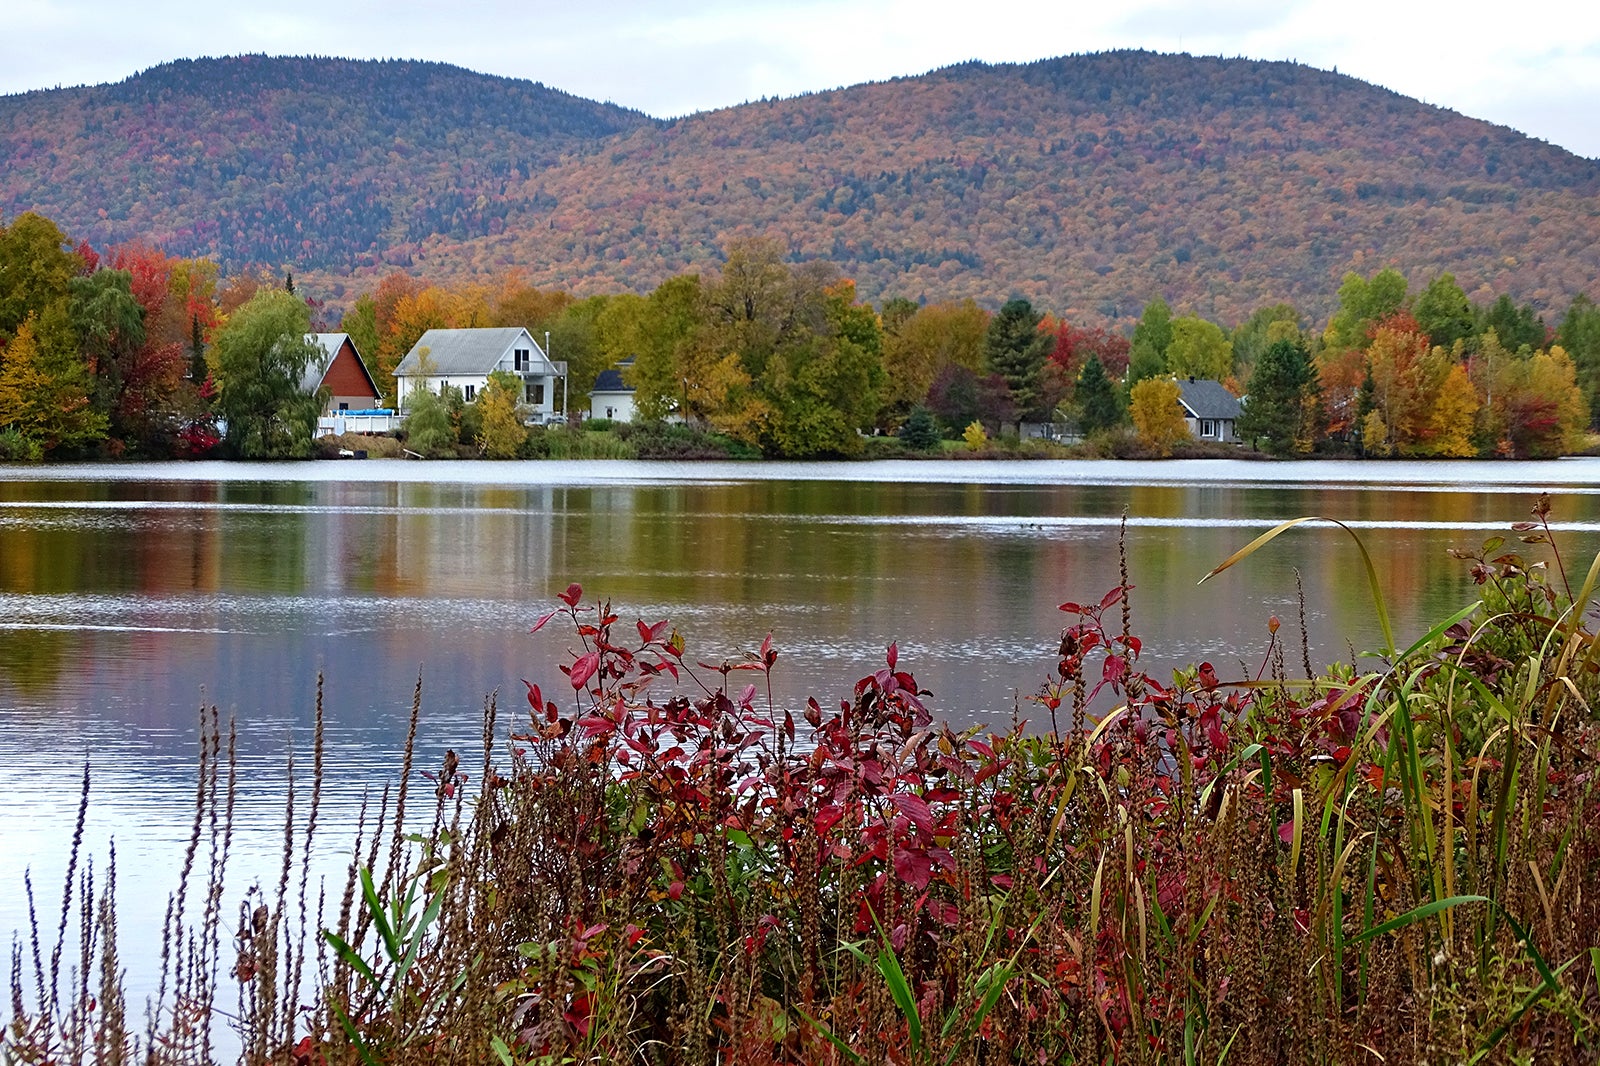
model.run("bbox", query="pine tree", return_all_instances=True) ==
[983,298,1050,425]
[1076,355,1122,434]
[1236,339,1319,455]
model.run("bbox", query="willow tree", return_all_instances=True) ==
[213,289,323,458]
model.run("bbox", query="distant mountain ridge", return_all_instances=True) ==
[0,56,656,273]
[2,52,1596,321]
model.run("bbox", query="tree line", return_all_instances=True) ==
[2,211,1597,460]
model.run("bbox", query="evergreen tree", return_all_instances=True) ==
[1076,354,1122,434]
[897,406,941,451]
[982,297,1050,425]
[1480,294,1546,352]
[189,314,208,384]
[1557,294,1600,428]
[1236,339,1320,455]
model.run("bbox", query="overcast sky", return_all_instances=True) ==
[8,0,1599,159]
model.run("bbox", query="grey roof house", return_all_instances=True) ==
[393,328,563,423]
[1175,378,1242,444]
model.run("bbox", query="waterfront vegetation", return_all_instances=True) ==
[3,211,1600,463]
[4,503,1598,1064]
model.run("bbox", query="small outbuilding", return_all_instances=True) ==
[1175,378,1242,444]
[588,358,637,422]
[304,333,395,437]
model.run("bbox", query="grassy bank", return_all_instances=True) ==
[4,505,1598,1065]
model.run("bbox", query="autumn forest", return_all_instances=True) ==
[1,50,1598,461]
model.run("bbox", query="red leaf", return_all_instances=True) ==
[1059,601,1082,614]
[887,641,898,670]
[529,609,558,634]
[570,650,600,689]
[891,793,936,836]
[523,680,542,711]
[558,582,583,608]
[892,846,932,889]
[1099,586,1125,610]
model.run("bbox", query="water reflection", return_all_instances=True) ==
[3,458,1599,1001]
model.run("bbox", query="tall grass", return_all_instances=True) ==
[4,502,1597,1064]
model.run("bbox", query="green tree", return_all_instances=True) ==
[1412,273,1475,349]
[1076,354,1123,434]
[340,294,379,374]
[0,316,105,456]
[1131,297,1173,363]
[1556,294,1600,427]
[1230,303,1302,379]
[404,384,454,457]
[213,289,323,458]
[1236,339,1320,455]
[983,297,1050,425]
[761,281,884,458]
[897,406,941,450]
[1125,338,1166,389]
[1479,294,1546,352]
[0,212,79,341]
[627,275,705,422]
[69,268,147,432]
[1167,316,1233,380]
[1323,268,1408,351]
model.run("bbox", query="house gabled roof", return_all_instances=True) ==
[300,333,382,397]
[1175,378,1242,420]
[393,327,555,377]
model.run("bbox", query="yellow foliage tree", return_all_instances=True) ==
[0,317,106,455]
[1129,377,1190,457]
[476,370,526,459]
[1422,361,1479,457]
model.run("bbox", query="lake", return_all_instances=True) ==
[3,456,1599,1009]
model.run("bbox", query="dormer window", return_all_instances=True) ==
[514,348,530,372]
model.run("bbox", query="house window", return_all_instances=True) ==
[338,402,349,411]
[526,382,546,405]
[464,385,476,402]
[514,348,529,372]
[1201,419,1216,438]
[605,407,616,419]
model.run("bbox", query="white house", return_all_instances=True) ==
[393,328,564,423]
[588,358,637,422]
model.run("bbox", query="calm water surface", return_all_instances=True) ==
[2,457,1598,1004]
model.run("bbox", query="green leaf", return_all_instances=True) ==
[1348,895,1488,944]
[877,943,923,1051]
[330,999,383,1066]
[322,930,380,991]
[360,867,400,962]
[796,1007,866,1066]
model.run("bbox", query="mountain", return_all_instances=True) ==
[3,52,1597,322]
[0,56,656,273]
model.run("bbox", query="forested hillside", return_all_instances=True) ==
[0,56,656,274]
[3,51,1597,321]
